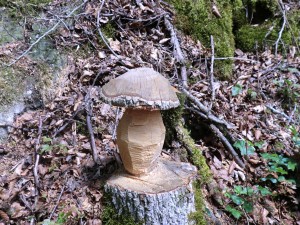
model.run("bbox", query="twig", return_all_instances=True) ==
[209,35,215,110]
[33,117,43,209]
[181,88,234,129]
[266,104,290,121]
[8,0,88,66]
[210,124,245,168]
[49,185,65,220]
[85,88,99,164]
[112,107,120,141]
[164,15,188,88]
[288,104,297,124]
[53,105,83,137]
[97,0,119,58]
[275,0,286,57]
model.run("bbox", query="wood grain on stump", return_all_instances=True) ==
[105,159,197,225]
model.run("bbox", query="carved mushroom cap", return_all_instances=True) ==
[99,68,180,110]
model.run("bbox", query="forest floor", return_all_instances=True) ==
[0,0,299,224]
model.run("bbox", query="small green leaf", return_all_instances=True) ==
[257,186,271,196]
[226,206,242,219]
[287,161,297,171]
[42,136,52,143]
[243,201,253,213]
[278,176,286,182]
[254,141,264,149]
[41,144,52,153]
[234,139,255,155]
[231,195,244,205]
[232,84,243,96]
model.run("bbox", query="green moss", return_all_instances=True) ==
[101,195,143,225]
[0,0,51,17]
[162,92,185,146]
[236,9,300,52]
[167,0,238,79]
[0,66,25,108]
[189,181,207,225]
[177,122,211,185]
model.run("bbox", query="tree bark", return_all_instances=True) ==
[105,159,197,225]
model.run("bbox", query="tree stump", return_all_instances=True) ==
[104,159,197,225]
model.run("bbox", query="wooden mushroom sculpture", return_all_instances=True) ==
[100,68,198,224]
[100,67,180,175]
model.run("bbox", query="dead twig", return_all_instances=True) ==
[97,0,119,58]
[210,124,245,168]
[33,117,43,210]
[209,35,215,110]
[164,15,188,88]
[8,0,88,66]
[112,107,120,141]
[49,185,65,220]
[85,88,99,164]
[181,88,234,129]
[266,104,290,121]
[275,0,287,57]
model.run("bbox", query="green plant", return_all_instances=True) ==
[225,185,271,219]
[274,79,300,107]
[40,136,68,155]
[261,153,297,184]
[232,84,243,96]
[289,125,300,147]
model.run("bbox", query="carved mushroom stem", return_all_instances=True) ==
[116,108,166,175]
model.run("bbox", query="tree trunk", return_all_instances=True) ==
[104,159,197,225]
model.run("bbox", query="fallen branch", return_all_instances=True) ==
[33,117,43,210]
[85,88,99,164]
[209,35,215,110]
[49,185,65,220]
[8,0,88,66]
[275,0,287,57]
[209,124,245,168]
[181,88,234,129]
[266,104,290,121]
[164,15,188,88]
[97,0,119,58]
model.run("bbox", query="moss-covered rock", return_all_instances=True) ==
[236,9,300,52]
[167,0,240,79]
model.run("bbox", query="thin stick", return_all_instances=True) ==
[164,15,188,88]
[112,107,120,141]
[209,35,215,110]
[8,0,88,66]
[275,0,286,57]
[181,88,234,129]
[85,88,99,164]
[97,0,119,57]
[33,117,43,209]
[49,185,65,220]
[210,124,245,168]
[266,104,290,120]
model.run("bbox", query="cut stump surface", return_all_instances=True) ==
[105,159,197,225]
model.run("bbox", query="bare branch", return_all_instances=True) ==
[210,124,245,168]
[275,0,287,57]
[33,116,43,209]
[209,35,215,110]
[181,88,234,129]
[97,0,119,58]
[49,185,65,220]
[164,15,188,88]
